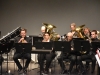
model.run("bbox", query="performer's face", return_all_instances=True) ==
[44,33,50,40]
[67,33,73,41]
[41,26,46,33]
[20,31,26,38]
[70,26,76,31]
[91,32,97,39]
[84,28,89,34]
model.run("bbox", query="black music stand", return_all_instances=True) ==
[35,42,52,75]
[15,43,32,74]
[73,40,82,71]
[91,42,100,75]
[91,42,100,53]
[53,41,71,73]
[81,40,90,52]
[0,43,5,75]
[33,36,43,47]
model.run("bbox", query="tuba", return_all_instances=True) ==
[75,24,85,38]
[42,23,59,41]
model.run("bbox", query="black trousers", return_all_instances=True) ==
[81,54,96,72]
[13,53,31,69]
[58,52,77,72]
[38,52,56,72]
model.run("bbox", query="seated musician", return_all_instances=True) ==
[70,23,80,38]
[13,28,31,73]
[38,32,56,74]
[57,32,77,74]
[80,30,100,73]
[40,25,60,40]
[83,27,91,40]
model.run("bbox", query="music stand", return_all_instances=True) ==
[91,42,100,53]
[15,43,32,74]
[53,41,71,73]
[81,40,90,52]
[35,42,52,75]
[33,36,43,47]
[15,43,32,53]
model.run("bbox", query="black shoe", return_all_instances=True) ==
[60,70,67,74]
[91,70,94,73]
[18,68,22,73]
[23,67,27,73]
[67,70,71,75]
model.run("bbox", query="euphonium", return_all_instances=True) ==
[75,25,85,38]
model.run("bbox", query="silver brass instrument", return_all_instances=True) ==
[42,23,59,41]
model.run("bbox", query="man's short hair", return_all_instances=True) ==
[43,32,50,36]
[91,30,97,34]
[67,32,73,37]
[20,28,27,33]
[70,23,76,27]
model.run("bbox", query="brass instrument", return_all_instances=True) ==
[97,31,100,39]
[75,24,85,38]
[42,23,59,41]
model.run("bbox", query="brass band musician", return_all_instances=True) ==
[70,23,81,38]
[13,28,31,73]
[79,30,100,73]
[57,32,77,74]
[38,32,56,74]
[40,23,60,41]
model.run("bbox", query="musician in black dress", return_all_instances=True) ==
[13,28,31,73]
[38,32,56,74]
[57,32,77,74]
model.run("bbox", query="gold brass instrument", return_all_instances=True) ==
[75,24,85,38]
[42,23,59,41]
[97,31,100,39]
[75,24,88,54]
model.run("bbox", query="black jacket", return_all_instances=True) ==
[14,36,32,43]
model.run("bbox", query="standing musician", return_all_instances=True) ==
[80,30,100,73]
[58,32,77,74]
[38,32,56,74]
[13,28,31,73]
[70,23,80,38]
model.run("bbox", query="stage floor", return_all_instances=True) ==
[0,60,99,75]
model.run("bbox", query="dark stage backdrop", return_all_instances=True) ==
[0,0,100,37]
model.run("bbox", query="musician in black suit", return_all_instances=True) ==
[38,32,56,74]
[58,32,77,74]
[13,28,31,73]
[79,30,100,73]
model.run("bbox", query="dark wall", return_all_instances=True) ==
[0,0,100,37]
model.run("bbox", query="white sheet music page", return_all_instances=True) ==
[95,54,100,67]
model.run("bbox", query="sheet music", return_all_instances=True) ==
[95,54,100,67]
